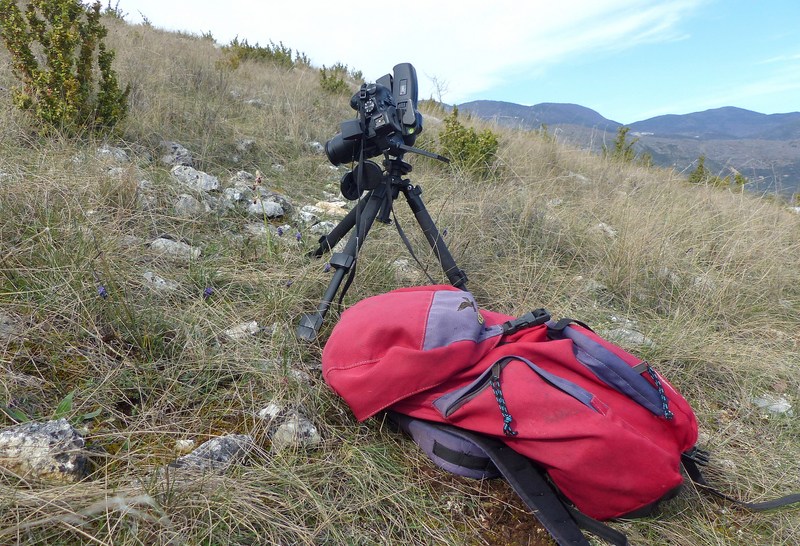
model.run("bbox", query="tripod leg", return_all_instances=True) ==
[308,192,371,257]
[402,184,468,289]
[296,186,387,341]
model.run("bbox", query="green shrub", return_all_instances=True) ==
[220,37,310,70]
[603,126,652,166]
[438,107,499,178]
[319,63,354,95]
[688,154,740,188]
[0,0,129,134]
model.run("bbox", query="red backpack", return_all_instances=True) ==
[322,285,798,544]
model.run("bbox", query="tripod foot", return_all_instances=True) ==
[296,312,324,341]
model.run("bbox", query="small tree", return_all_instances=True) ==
[603,126,652,166]
[0,0,129,134]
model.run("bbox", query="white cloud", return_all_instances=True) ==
[121,0,706,102]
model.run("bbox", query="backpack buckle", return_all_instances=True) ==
[502,308,551,335]
[682,446,711,466]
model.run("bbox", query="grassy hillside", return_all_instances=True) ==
[1,15,799,545]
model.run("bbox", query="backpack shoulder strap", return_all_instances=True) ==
[387,412,628,546]
[458,428,629,546]
[682,448,800,511]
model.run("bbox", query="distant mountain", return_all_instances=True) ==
[458,100,620,130]
[629,107,800,140]
[457,101,800,196]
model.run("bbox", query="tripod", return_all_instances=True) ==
[296,156,468,341]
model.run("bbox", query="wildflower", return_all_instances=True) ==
[285,280,293,287]
[97,285,109,299]
[295,232,302,241]
[203,287,214,299]
[277,227,284,236]
[323,263,331,273]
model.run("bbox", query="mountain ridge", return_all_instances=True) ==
[457,100,800,196]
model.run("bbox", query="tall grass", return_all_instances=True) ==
[1,15,798,546]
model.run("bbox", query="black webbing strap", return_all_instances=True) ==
[446,428,628,546]
[682,449,800,511]
[547,317,595,333]
[431,440,495,473]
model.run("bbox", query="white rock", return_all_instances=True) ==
[313,200,348,217]
[604,328,654,347]
[175,439,195,454]
[257,403,283,421]
[223,321,261,341]
[247,199,284,218]
[96,144,129,162]
[170,165,220,192]
[143,271,180,292]
[150,238,201,261]
[753,394,793,415]
[0,419,87,483]
[169,434,254,471]
[160,141,193,167]
[270,414,321,452]
[174,194,209,217]
[310,221,336,235]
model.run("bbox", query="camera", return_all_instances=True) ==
[325,63,423,167]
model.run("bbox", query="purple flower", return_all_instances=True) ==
[285,280,293,287]
[97,285,108,299]
[277,227,284,236]
[323,263,331,273]
[295,232,302,241]
[203,287,214,299]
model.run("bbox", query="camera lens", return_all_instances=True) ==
[325,134,359,166]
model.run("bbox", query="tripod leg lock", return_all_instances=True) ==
[330,252,355,271]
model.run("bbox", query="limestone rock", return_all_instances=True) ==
[174,194,209,217]
[271,413,321,452]
[0,419,88,483]
[247,199,284,218]
[96,144,129,163]
[160,141,193,167]
[753,394,793,415]
[170,165,220,192]
[169,434,255,472]
[142,271,180,292]
[222,320,261,341]
[149,237,201,261]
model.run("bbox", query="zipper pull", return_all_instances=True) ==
[490,361,518,436]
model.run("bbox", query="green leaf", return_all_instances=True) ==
[0,404,30,423]
[79,407,102,421]
[53,390,75,420]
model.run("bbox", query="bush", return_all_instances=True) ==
[688,154,743,188]
[603,126,652,166]
[438,107,499,179]
[0,0,129,134]
[319,63,359,95]
[219,37,310,70]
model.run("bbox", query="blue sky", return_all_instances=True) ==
[120,0,800,124]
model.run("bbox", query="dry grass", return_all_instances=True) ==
[1,14,798,546]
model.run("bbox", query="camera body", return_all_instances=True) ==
[325,63,423,166]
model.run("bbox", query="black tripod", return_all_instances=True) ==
[296,156,468,341]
